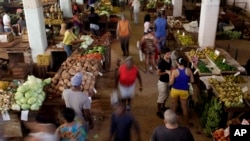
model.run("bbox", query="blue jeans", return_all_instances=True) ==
[64,45,72,57]
[156,36,166,52]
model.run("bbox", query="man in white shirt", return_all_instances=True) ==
[132,0,140,25]
[3,10,11,32]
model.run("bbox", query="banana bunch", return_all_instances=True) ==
[177,34,195,46]
[224,75,246,84]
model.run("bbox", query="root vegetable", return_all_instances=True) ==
[59,86,64,92]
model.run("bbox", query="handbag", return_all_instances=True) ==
[110,89,119,106]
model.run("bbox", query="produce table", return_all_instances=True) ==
[173,30,198,52]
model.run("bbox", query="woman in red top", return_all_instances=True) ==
[115,56,143,110]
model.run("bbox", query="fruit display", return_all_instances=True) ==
[177,34,195,46]
[0,90,14,113]
[189,48,214,59]
[212,128,230,141]
[84,46,106,55]
[11,76,51,111]
[169,20,183,29]
[224,75,246,84]
[202,97,222,136]
[146,0,156,9]
[208,78,245,107]
[214,57,236,71]
[44,3,63,25]
[197,60,211,73]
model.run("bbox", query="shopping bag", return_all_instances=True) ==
[188,83,194,96]
[110,89,119,105]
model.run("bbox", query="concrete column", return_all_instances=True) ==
[198,0,220,48]
[172,0,183,17]
[60,0,73,18]
[76,0,84,5]
[23,0,47,63]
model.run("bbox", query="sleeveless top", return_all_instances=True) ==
[119,64,138,86]
[118,20,129,37]
[172,68,190,90]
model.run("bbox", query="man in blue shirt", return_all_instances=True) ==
[154,12,167,52]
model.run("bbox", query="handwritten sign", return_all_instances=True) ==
[2,111,10,121]
[98,72,103,76]
[222,58,226,63]
[234,72,240,77]
[242,86,248,93]
[215,50,220,56]
[21,110,29,121]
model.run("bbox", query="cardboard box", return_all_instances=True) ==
[0,32,14,43]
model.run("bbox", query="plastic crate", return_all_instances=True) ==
[37,54,50,66]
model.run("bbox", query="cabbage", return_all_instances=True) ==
[24,90,34,99]
[15,92,23,100]
[17,85,29,93]
[19,97,27,104]
[16,101,22,105]
[43,78,51,85]
[30,103,39,111]
[11,104,21,111]
[37,94,45,102]
[27,97,37,105]
[21,104,30,110]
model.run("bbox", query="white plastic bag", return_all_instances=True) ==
[110,90,119,105]
[188,83,194,96]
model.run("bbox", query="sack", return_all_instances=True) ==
[110,90,119,105]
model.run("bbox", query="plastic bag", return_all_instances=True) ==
[110,90,119,105]
[188,83,193,96]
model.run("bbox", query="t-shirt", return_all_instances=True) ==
[57,118,87,141]
[158,58,171,83]
[3,14,11,29]
[154,17,167,38]
[151,125,194,141]
[62,89,91,121]
[63,30,77,45]
[88,13,99,25]
[119,64,138,86]
[110,112,136,141]
[17,19,26,28]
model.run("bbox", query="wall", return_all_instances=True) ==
[227,0,250,17]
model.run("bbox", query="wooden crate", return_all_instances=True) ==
[37,54,50,66]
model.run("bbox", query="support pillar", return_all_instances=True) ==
[60,0,73,18]
[172,0,183,17]
[23,0,47,63]
[76,0,84,5]
[198,0,220,48]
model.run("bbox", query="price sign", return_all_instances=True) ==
[222,58,226,63]
[212,75,216,79]
[98,72,103,76]
[21,110,29,121]
[234,72,240,77]
[194,69,199,75]
[215,50,220,56]
[242,86,248,93]
[93,88,97,94]
[2,111,10,121]
[224,127,230,137]
[182,32,185,36]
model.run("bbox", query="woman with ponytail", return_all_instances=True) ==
[169,57,194,126]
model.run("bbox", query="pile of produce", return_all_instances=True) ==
[83,46,106,55]
[169,20,183,29]
[44,3,63,25]
[46,55,101,97]
[189,48,213,59]
[197,60,211,73]
[11,76,51,111]
[202,97,222,136]
[212,128,230,141]
[0,90,14,113]
[177,34,195,46]
[214,57,236,71]
[222,30,242,40]
[224,75,246,84]
[146,0,156,9]
[79,35,94,49]
[208,77,245,107]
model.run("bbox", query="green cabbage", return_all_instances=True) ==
[43,78,51,85]
[24,90,34,99]
[27,97,37,105]
[17,85,29,93]
[11,104,21,111]
[30,103,40,111]
[15,92,23,100]
[19,97,27,104]
[21,104,30,110]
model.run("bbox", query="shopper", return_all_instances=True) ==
[63,22,82,57]
[132,0,140,25]
[72,11,82,35]
[24,112,57,141]
[56,107,88,141]
[144,14,151,34]
[88,7,100,36]
[115,56,143,111]
[109,103,141,141]
[156,48,172,119]
[62,72,94,131]
[13,14,26,35]
[169,57,194,126]
[140,27,158,73]
[117,14,131,56]
[2,10,12,32]
[151,109,194,141]
[154,12,167,52]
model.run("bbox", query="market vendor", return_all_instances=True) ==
[12,14,26,36]
[63,22,83,57]
[88,7,100,36]
[62,72,94,131]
